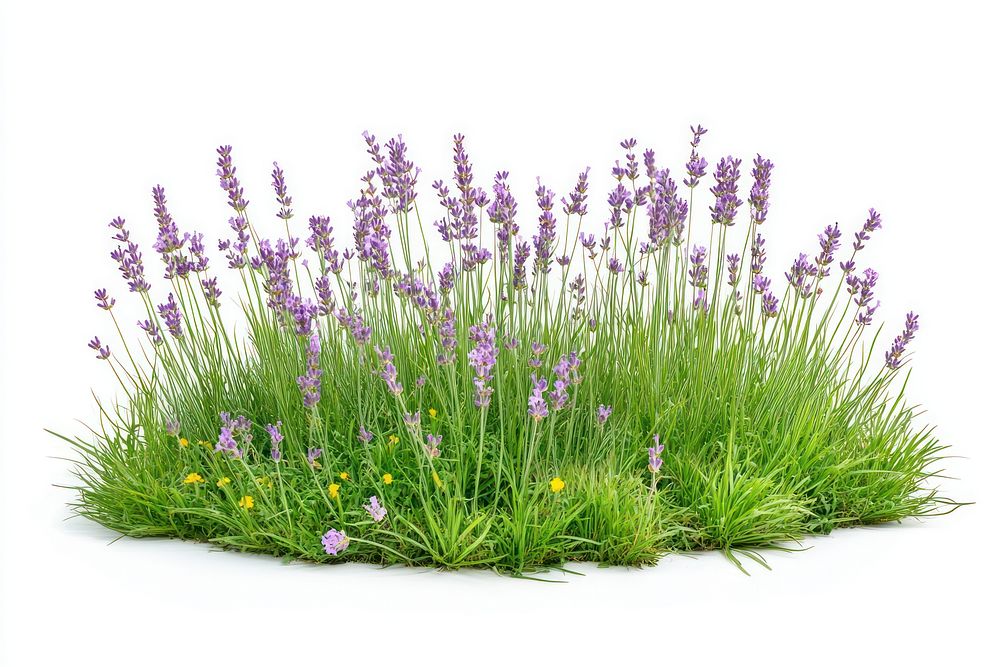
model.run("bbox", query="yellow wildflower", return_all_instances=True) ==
[549,477,566,493]
[255,476,273,489]
[178,437,189,448]
[428,407,438,419]
[382,473,393,485]
[197,440,212,449]
[328,483,340,499]
[432,471,443,489]
[183,472,204,484]
[388,434,400,447]
[339,471,350,481]
[216,476,231,488]
[238,495,254,510]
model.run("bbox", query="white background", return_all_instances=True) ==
[2,1,998,664]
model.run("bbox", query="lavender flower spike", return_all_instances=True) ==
[266,421,283,462]
[596,404,612,426]
[648,434,664,473]
[88,336,111,360]
[527,374,549,422]
[885,312,919,370]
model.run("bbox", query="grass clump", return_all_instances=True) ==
[60,128,954,573]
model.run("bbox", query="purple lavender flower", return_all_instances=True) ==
[853,208,882,252]
[321,528,349,556]
[648,434,664,473]
[885,312,919,370]
[751,233,767,274]
[424,433,442,458]
[266,421,283,462]
[726,253,741,287]
[752,274,771,294]
[596,404,612,426]
[487,171,519,261]
[748,155,774,225]
[138,319,163,346]
[216,145,248,212]
[271,162,293,220]
[157,293,183,339]
[468,317,497,409]
[94,289,116,311]
[761,290,779,319]
[110,218,151,293]
[201,277,222,307]
[88,336,111,360]
[297,332,323,408]
[562,167,591,216]
[786,253,819,298]
[358,424,373,444]
[846,267,880,326]
[402,411,421,432]
[533,179,558,276]
[814,223,842,277]
[688,245,708,289]
[437,308,457,364]
[527,374,549,422]
[165,417,181,438]
[306,447,323,468]
[709,156,743,227]
[684,125,709,188]
[607,182,634,230]
[334,308,372,346]
[608,257,624,274]
[512,239,530,290]
[215,426,241,459]
[364,495,387,523]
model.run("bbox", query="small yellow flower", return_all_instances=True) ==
[216,476,231,488]
[197,440,212,449]
[549,477,566,493]
[428,407,438,419]
[339,471,350,481]
[255,476,273,489]
[183,472,204,484]
[328,483,340,499]
[382,473,393,485]
[178,437,189,448]
[432,471,443,489]
[388,434,400,446]
[238,495,254,510]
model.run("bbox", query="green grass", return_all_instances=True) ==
[60,133,956,574]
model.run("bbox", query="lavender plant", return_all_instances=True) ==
[61,128,954,572]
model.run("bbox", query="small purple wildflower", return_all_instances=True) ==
[88,336,111,360]
[562,167,591,216]
[648,434,664,473]
[596,404,612,426]
[885,312,919,370]
[364,495,387,523]
[853,208,882,252]
[468,316,497,409]
[94,289,116,311]
[266,422,283,462]
[684,125,709,188]
[321,528,349,556]
[424,433,442,458]
[297,332,323,408]
[748,155,774,225]
[157,293,184,339]
[528,374,549,422]
[271,162,293,220]
[358,424,373,444]
[216,145,248,212]
[306,447,323,468]
[709,156,742,227]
